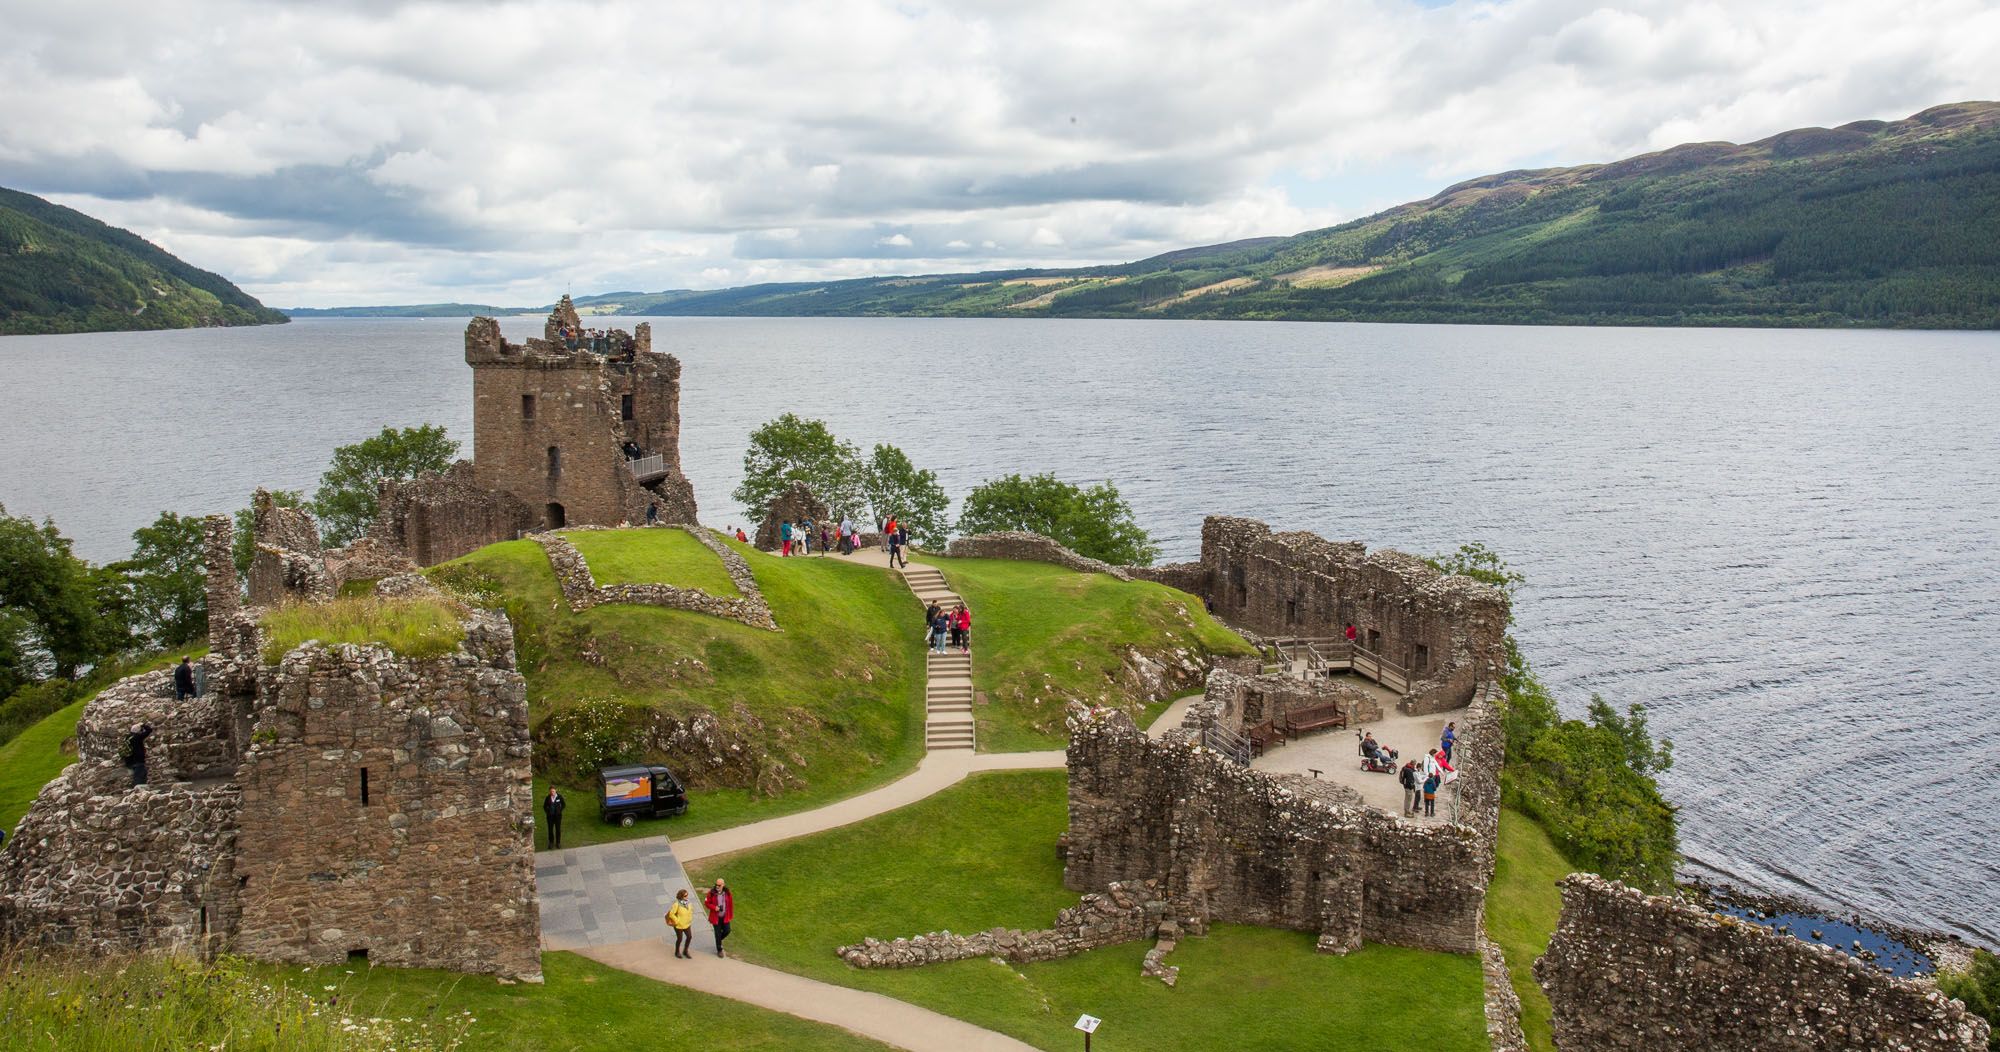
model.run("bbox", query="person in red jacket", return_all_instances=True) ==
[953,605,972,653]
[704,878,735,958]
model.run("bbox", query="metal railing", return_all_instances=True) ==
[1201,721,1252,766]
[624,453,667,481]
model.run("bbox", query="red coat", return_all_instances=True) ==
[954,608,971,630]
[704,888,734,925]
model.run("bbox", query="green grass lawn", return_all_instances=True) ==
[1,949,890,1052]
[1488,807,1571,1052]
[562,527,739,595]
[0,695,87,836]
[913,556,1256,751]
[260,595,466,663]
[436,535,926,851]
[689,770,1489,1052]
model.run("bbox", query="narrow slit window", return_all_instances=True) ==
[359,766,370,806]
[621,393,634,420]
[547,446,561,478]
[521,393,536,420]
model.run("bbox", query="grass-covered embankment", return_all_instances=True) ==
[913,556,1255,751]
[1488,807,1572,1052]
[562,527,739,595]
[688,770,1489,1052]
[259,596,466,663]
[435,532,926,849]
[0,950,892,1052]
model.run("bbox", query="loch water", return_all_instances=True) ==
[2,315,1995,946]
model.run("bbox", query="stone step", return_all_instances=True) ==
[926,740,976,751]
[929,704,973,715]
[926,713,975,728]
[926,724,976,739]
[928,689,974,701]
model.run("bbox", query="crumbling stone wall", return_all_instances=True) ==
[946,531,1133,580]
[531,527,777,630]
[372,461,536,567]
[838,879,1173,969]
[0,519,541,981]
[1063,706,1488,954]
[1536,875,1989,1052]
[1204,666,1386,729]
[466,297,698,532]
[247,489,331,606]
[1123,560,1207,595]
[1194,517,1509,715]
[754,481,829,551]
[322,535,419,592]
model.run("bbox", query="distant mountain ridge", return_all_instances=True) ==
[298,101,2000,329]
[0,187,286,335]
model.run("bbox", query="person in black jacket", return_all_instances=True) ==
[125,724,154,787]
[173,657,196,701]
[1399,760,1420,817]
[543,786,566,849]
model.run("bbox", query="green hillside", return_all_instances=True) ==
[486,101,1995,329]
[0,186,287,335]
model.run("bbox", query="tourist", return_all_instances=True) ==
[895,523,910,561]
[705,878,734,957]
[954,604,971,654]
[1399,760,1421,816]
[1423,747,1442,783]
[646,501,659,525]
[667,888,694,959]
[543,786,565,849]
[887,526,904,568]
[819,521,831,556]
[735,526,748,543]
[1440,720,1457,763]
[1345,623,1357,646]
[123,724,153,787]
[780,519,794,556]
[930,608,950,653]
[798,519,813,555]
[1422,770,1440,817]
[173,656,196,702]
[924,600,942,637]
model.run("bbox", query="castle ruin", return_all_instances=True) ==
[374,296,699,565]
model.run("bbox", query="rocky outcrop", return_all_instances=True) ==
[1536,875,1990,1052]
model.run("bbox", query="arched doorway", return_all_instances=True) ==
[546,502,566,528]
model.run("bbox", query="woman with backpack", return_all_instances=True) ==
[666,888,694,959]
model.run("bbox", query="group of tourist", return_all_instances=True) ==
[775,516,870,556]
[555,324,624,356]
[923,599,971,654]
[664,879,735,959]
[882,516,909,568]
[1395,719,1460,819]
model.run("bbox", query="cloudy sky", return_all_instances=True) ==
[3,0,1996,307]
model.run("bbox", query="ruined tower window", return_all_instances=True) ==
[1414,644,1430,673]
[1286,598,1297,624]
[546,502,566,528]
[547,445,561,479]
[521,393,535,420]
[1368,628,1381,652]
[621,393,634,420]
[360,767,370,806]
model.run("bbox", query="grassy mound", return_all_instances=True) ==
[0,950,890,1052]
[260,596,466,664]
[688,770,1488,1051]
[0,695,87,835]
[563,528,739,595]
[914,556,1255,751]
[434,534,925,848]
[1489,807,1572,1052]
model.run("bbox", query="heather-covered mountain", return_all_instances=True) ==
[0,187,286,335]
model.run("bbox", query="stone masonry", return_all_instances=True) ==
[1153,517,1510,715]
[838,879,1174,970]
[946,531,1134,580]
[247,489,332,606]
[754,481,829,551]
[531,526,777,630]
[1536,875,1990,1052]
[0,516,541,980]
[372,461,535,567]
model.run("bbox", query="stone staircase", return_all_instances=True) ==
[903,563,976,751]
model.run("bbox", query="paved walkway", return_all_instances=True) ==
[538,836,712,952]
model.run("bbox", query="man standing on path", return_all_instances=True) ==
[543,786,566,849]
[124,724,153,787]
[173,657,196,702]
[1399,760,1420,817]
[887,526,903,568]
[646,501,659,526]
[780,519,793,556]
[705,878,735,957]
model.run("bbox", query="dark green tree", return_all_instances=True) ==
[117,511,210,648]
[956,473,1158,566]
[1938,949,1999,1050]
[0,505,131,685]
[863,444,949,545]
[233,489,307,579]
[311,425,458,547]
[732,414,866,521]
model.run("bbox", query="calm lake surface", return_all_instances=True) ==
[2,316,1996,945]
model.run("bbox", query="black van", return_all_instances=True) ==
[597,764,690,827]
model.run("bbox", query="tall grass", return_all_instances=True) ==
[260,596,465,664]
[0,951,468,1051]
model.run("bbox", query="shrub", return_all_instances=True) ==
[956,472,1158,566]
[259,596,465,664]
[1939,949,2000,1050]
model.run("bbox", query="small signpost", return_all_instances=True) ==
[1074,1013,1102,1051]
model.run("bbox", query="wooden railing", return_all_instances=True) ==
[1262,636,1411,695]
[1201,720,1252,766]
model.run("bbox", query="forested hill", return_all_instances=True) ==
[0,187,286,335]
[518,101,1997,329]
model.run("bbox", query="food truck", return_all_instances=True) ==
[597,763,690,827]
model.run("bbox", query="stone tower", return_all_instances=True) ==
[463,296,698,530]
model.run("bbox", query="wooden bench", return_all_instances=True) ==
[1281,702,1348,739]
[1246,719,1281,757]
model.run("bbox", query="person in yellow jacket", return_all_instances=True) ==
[666,888,694,959]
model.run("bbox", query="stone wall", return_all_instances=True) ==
[323,535,420,592]
[465,298,698,532]
[1536,875,1989,1052]
[1063,705,1489,955]
[372,460,536,567]
[247,489,331,606]
[0,518,541,981]
[1123,560,1207,595]
[1204,666,1386,729]
[531,526,777,630]
[945,531,1133,580]
[754,481,829,551]
[837,880,1173,969]
[1195,517,1509,715]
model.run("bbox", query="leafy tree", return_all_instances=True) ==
[0,504,131,685]
[863,444,949,545]
[956,473,1159,566]
[732,414,866,522]
[1938,949,2000,1050]
[1426,542,1526,622]
[233,490,307,580]
[117,511,209,648]
[311,425,458,547]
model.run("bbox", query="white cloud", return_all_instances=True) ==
[2,0,1995,305]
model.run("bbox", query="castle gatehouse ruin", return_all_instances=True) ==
[374,295,699,565]
[0,513,541,980]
